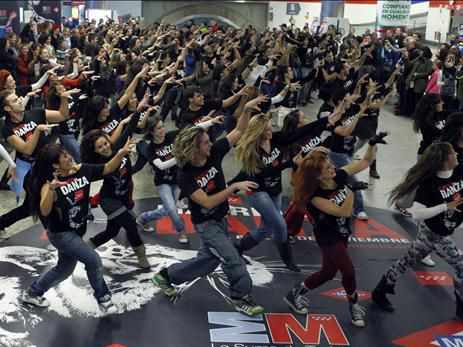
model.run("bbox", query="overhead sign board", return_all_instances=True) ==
[377,0,411,27]
[287,3,301,16]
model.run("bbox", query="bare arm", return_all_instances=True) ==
[117,66,148,109]
[342,144,376,175]
[190,186,236,210]
[45,95,69,123]
[226,95,268,146]
[7,125,47,156]
[40,183,56,217]
[108,115,132,144]
[0,143,15,168]
[102,138,133,176]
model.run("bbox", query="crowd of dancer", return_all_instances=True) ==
[1,15,463,327]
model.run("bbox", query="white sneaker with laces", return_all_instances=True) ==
[420,255,436,267]
[356,211,369,221]
[136,217,154,232]
[350,302,367,327]
[177,232,189,244]
[21,291,50,307]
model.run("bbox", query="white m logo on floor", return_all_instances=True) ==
[208,312,269,343]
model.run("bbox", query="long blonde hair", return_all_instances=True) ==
[236,113,272,174]
[173,126,207,167]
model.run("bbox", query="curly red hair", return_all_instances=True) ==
[292,150,329,208]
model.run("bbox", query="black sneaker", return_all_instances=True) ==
[284,283,310,314]
[231,295,264,316]
[98,294,117,315]
[87,212,95,222]
[372,276,395,312]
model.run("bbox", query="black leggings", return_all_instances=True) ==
[0,191,30,229]
[90,210,143,248]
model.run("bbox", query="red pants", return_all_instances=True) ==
[304,240,356,295]
[284,201,314,237]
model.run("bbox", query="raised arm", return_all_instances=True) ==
[117,65,149,110]
[226,95,269,146]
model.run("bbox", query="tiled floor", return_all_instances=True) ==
[0,96,419,239]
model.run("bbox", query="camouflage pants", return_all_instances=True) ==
[384,223,463,296]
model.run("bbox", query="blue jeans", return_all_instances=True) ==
[329,151,365,215]
[30,231,110,303]
[247,192,287,243]
[8,158,31,202]
[59,134,81,163]
[138,184,184,233]
[168,218,252,298]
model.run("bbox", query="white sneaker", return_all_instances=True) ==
[136,217,154,232]
[177,198,188,210]
[420,255,436,267]
[21,291,50,307]
[177,232,189,244]
[350,302,367,327]
[356,211,369,221]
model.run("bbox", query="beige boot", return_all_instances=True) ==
[133,245,150,269]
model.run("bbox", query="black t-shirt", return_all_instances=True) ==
[418,112,448,155]
[16,85,32,97]
[100,154,132,207]
[330,107,359,154]
[354,107,379,141]
[241,120,330,196]
[150,130,178,186]
[343,68,358,95]
[2,109,49,163]
[178,137,230,225]
[59,96,85,136]
[250,136,293,196]
[415,166,463,236]
[97,103,124,136]
[456,145,463,164]
[178,99,223,128]
[308,169,352,246]
[317,102,334,120]
[321,62,336,82]
[45,164,104,236]
[325,69,357,97]
[353,85,390,140]
[135,130,179,186]
[291,118,331,158]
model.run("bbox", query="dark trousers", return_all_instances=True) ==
[0,191,30,229]
[90,210,143,248]
[304,240,356,295]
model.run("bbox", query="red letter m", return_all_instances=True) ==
[266,313,349,345]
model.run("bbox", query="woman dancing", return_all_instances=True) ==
[372,142,463,320]
[20,141,132,312]
[284,134,386,327]
[80,113,150,269]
